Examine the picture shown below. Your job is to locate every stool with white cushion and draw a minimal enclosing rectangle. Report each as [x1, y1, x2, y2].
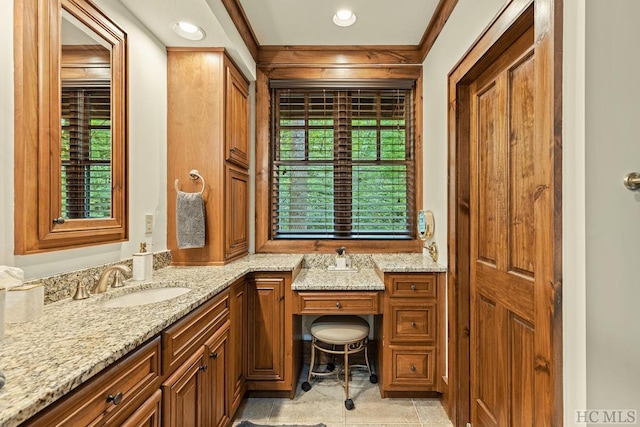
[301, 315, 378, 410]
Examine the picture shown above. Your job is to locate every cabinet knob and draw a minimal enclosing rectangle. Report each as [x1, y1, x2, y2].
[411, 322, 417, 328]
[230, 244, 236, 248]
[106, 392, 123, 405]
[410, 284, 416, 291]
[335, 302, 342, 309]
[410, 365, 416, 372]
[230, 147, 236, 153]
[199, 364, 208, 372]
[52, 217, 65, 225]
[210, 352, 218, 359]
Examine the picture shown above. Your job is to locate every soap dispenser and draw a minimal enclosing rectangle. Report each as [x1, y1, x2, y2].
[132, 242, 153, 281]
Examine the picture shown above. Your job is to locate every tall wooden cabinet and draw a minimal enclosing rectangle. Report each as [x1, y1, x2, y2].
[167, 48, 250, 265]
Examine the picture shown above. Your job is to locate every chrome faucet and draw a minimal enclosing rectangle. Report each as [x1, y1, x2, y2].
[93, 265, 131, 294]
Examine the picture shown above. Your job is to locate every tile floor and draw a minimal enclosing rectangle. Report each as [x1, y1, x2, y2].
[232, 366, 453, 427]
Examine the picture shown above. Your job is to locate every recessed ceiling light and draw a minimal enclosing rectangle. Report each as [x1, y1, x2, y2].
[333, 9, 357, 27]
[171, 21, 206, 41]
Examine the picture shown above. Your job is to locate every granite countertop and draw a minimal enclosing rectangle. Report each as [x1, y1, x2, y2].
[371, 253, 447, 272]
[0, 254, 304, 427]
[0, 252, 445, 426]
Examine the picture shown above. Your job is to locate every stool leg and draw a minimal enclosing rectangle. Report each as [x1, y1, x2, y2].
[364, 341, 378, 384]
[344, 344, 354, 410]
[302, 338, 316, 392]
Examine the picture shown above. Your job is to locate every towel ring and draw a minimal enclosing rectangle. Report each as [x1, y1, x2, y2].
[175, 169, 205, 194]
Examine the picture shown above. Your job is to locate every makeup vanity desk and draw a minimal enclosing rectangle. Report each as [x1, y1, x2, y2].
[290, 254, 447, 397]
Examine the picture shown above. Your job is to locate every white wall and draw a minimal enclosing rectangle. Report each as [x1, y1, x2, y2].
[0, 0, 168, 280]
[563, 0, 588, 423]
[422, 0, 507, 266]
[584, 0, 640, 416]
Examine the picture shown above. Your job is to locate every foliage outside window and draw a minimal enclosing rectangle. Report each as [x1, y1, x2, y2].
[271, 85, 415, 240]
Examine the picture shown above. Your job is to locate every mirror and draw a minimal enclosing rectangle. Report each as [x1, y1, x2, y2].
[14, 0, 128, 253]
[418, 210, 434, 241]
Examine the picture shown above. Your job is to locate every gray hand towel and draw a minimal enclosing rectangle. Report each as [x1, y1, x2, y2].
[176, 191, 205, 249]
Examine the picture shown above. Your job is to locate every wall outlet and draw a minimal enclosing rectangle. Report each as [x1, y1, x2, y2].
[144, 214, 154, 234]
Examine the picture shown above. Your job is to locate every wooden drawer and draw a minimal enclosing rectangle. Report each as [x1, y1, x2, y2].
[162, 290, 229, 375]
[387, 273, 437, 298]
[388, 345, 436, 388]
[26, 337, 161, 427]
[389, 299, 437, 343]
[296, 291, 380, 314]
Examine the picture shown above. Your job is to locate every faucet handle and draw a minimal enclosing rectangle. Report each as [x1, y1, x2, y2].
[72, 279, 90, 300]
[111, 271, 126, 288]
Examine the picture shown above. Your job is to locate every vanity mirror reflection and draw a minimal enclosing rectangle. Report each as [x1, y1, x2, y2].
[14, 0, 127, 253]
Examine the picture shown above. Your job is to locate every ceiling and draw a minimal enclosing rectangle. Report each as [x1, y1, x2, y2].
[118, 0, 441, 48]
[237, 0, 441, 46]
[116, 0, 447, 78]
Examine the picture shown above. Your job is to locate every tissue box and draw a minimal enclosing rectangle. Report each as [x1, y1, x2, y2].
[6, 282, 44, 323]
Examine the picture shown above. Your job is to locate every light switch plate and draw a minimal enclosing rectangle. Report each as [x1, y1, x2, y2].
[144, 214, 153, 234]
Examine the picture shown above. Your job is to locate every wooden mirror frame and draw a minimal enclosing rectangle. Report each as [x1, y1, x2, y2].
[14, 0, 128, 254]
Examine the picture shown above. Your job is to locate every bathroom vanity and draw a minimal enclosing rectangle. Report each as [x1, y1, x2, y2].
[0, 253, 445, 427]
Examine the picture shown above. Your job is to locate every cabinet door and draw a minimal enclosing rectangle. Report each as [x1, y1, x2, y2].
[204, 325, 230, 427]
[225, 165, 249, 261]
[247, 277, 284, 380]
[225, 62, 250, 168]
[229, 279, 247, 414]
[162, 349, 206, 427]
[120, 389, 161, 427]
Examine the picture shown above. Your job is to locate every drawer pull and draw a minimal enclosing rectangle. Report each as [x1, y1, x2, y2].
[410, 284, 417, 291]
[106, 392, 123, 406]
[410, 365, 416, 372]
[335, 302, 342, 309]
[199, 364, 208, 372]
[210, 352, 218, 359]
[411, 322, 417, 328]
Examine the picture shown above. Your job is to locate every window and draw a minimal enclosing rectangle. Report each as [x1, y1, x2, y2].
[61, 86, 112, 219]
[270, 83, 415, 240]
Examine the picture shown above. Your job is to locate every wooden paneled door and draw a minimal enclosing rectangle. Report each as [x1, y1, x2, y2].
[448, 1, 562, 426]
[470, 23, 537, 426]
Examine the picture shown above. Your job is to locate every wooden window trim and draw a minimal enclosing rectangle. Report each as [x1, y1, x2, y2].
[255, 66, 423, 253]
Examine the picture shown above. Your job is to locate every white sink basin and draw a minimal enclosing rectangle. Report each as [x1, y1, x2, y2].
[98, 286, 192, 308]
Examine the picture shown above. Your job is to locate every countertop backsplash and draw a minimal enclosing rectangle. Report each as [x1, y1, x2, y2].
[26, 250, 172, 305]
[302, 253, 375, 269]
